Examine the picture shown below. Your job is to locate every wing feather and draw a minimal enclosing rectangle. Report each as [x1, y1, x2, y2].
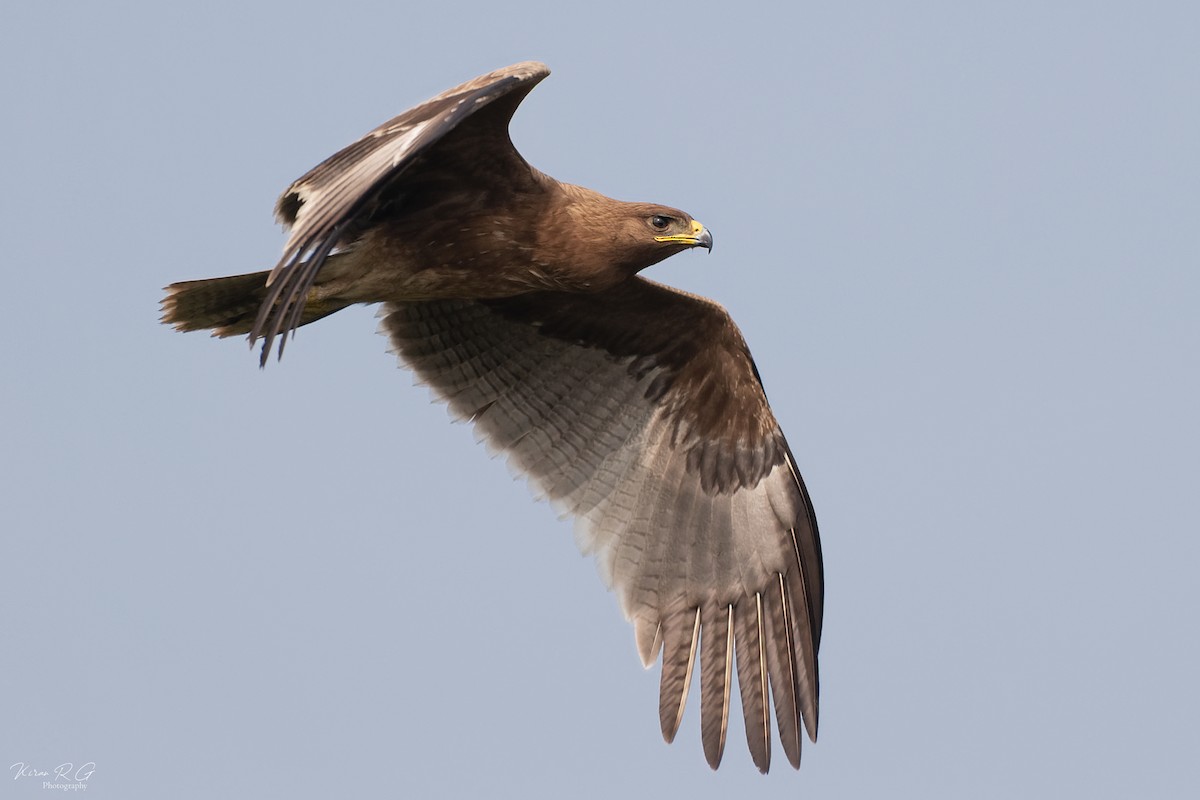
[252, 62, 550, 363]
[763, 573, 803, 768]
[699, 604, 734, 769]
[658, 607, 701, 743]
[734, 594, 771, 773]
[379, 277, 822, 771]
[784, 557, 820, 744]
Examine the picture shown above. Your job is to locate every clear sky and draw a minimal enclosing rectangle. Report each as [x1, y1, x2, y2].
[3, 2, 1198, 797]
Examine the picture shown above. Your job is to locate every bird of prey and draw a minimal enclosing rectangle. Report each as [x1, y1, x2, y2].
[162, 61, 823, 773]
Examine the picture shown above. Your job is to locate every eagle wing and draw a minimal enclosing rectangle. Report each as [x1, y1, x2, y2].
[380, 277, 822, 772]
[253, 61, 550, 362]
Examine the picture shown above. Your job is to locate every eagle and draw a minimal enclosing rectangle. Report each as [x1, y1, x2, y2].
[162, 62, 823, 773]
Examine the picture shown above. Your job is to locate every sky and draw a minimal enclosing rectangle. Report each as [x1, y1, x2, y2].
[3, 2, 1199, 797]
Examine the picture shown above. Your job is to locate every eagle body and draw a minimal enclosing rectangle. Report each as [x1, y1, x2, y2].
[321, 180, 698, 306]
[162, 62, 823, 774]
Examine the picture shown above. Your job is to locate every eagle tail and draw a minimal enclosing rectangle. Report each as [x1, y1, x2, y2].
[161, 270, 348, 338]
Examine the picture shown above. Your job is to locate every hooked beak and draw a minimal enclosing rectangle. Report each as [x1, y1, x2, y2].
[655, 219, 713, 252]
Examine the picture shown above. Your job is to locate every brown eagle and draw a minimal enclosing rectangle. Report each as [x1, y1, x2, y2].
[162, 61, 822, 773]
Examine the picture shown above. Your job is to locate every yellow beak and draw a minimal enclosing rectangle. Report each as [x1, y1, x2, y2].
[655, 219, 713, 251]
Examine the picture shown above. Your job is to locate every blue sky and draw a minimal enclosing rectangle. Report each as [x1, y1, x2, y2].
[3, 2, 1198, 797]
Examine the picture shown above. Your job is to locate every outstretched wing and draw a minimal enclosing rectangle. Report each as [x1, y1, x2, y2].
[380, 278, 823, 772]
[253, 61, 550, 363]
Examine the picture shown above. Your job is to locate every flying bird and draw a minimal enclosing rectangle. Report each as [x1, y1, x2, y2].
[162, 61, 822, 773]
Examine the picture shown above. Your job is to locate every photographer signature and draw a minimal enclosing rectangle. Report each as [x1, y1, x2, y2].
[9, 762, 95, 782]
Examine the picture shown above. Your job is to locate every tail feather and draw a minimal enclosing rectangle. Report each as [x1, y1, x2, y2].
[161, 269, 348, 340]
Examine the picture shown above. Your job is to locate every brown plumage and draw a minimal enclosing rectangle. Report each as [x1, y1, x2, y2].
[161, 62, 823, 773]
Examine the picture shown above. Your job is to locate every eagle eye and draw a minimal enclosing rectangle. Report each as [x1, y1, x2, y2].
[649, 215, 672, 230]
